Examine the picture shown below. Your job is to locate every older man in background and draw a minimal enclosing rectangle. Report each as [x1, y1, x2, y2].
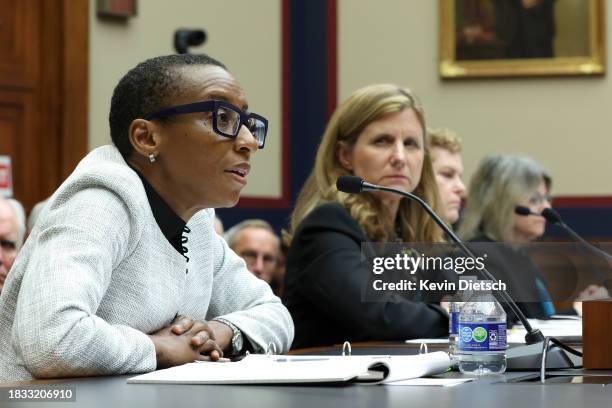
[0, 197, 25, 291]
[225, 219, 280, 285]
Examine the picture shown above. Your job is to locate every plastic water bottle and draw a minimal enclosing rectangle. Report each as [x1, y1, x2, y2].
[448, 301, 462, 358]
[457, 283, 507, 375]
[449, 276, 476, 358]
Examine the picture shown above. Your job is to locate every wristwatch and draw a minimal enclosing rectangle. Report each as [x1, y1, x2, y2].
[214, 318, 243, 355]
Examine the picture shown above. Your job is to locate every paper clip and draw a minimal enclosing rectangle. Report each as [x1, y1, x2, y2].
[342, 341, 352, 356]
[419, 342, 429, 355]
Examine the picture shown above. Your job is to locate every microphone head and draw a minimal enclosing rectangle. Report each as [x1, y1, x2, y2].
[514, 206, 533, 216]
[541, 207, 562, 224]
[336, 176, 364, 194]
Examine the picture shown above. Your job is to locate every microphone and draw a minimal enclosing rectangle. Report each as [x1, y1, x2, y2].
[541, 208, 562, 225]
[515, 206, 535, 216]
[336, 175, 545, 344]
[336, 175, 366, 194]
[336, 176, 380, 194]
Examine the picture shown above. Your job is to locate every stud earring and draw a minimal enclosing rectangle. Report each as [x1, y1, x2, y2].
[148, 153, 157, 163]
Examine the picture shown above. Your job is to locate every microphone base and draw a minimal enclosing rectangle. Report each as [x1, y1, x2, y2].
[506, 343, 578, 371]
[524, 329, 546, 344]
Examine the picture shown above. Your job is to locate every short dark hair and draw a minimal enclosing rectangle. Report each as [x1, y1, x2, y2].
[109, 53, 226, 158]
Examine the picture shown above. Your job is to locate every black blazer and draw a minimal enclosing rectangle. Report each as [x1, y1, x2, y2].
[468, 234, 549, 321]
[282, 203, 449, 349]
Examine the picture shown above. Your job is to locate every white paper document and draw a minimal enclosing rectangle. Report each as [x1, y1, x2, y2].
[405, 338, 449, 344]
[127, 352, 451, 385]
[508, 318, 582, 344]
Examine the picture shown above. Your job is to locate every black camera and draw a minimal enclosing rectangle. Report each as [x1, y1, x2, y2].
[174, 29, 207, 54]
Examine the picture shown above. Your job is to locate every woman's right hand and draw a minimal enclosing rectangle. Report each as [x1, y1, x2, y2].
[148, 315, 225, 369]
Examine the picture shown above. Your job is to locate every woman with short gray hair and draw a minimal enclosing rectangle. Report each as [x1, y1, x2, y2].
[459, 154, 548, 243]
[459, 154, 554, 321]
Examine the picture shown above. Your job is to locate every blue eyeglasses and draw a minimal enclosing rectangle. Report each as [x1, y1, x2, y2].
[144, 100, 268, 149]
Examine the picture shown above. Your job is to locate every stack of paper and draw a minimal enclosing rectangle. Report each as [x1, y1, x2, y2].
[508, 317, 582, 343]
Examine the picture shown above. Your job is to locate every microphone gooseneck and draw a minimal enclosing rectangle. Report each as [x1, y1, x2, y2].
[336, 176, 544, 344]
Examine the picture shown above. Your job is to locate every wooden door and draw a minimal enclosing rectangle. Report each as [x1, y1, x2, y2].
[0, 0, 88, 211]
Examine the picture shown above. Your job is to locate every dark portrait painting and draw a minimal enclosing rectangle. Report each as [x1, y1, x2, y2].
[440, 0, 605, 77]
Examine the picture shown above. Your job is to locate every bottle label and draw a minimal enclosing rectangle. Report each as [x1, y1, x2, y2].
[458, 322, 507, 352]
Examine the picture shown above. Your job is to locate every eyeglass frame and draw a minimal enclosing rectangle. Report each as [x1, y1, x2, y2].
[143, 100, 268, 149]
[527, 192, 553, 206]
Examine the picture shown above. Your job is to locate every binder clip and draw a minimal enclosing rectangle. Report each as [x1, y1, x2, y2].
[419, 342, 429, 355]
[342, 341, 352, 356]
[266, 342, 277, 356]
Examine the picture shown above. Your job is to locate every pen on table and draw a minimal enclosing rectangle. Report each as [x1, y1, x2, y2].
[274, 357, 330, 362]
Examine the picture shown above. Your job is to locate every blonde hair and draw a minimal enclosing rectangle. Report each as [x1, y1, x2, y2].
[287, 84, 444, 243]
[458, 154, 546, 242]
[428, 127, 462, 154]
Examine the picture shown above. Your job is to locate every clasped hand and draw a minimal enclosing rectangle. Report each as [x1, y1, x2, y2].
[148, 315, 232, 369]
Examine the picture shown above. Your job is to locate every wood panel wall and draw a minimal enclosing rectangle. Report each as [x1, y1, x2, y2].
[0, 0, 88, 212]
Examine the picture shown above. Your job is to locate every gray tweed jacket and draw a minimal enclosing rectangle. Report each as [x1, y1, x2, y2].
[0, 145, 294, 381]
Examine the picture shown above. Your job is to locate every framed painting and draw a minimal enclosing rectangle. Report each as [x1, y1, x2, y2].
[439, 0, 606, 78]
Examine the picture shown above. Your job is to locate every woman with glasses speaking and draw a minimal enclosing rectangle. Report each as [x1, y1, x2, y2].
[0, 54, 293, 381]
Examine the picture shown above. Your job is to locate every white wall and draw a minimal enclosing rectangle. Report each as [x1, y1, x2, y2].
[339, 0, 611, 196]
[89, 0, 282, 198]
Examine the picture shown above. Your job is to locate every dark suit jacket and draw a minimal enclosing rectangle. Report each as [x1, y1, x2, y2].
[282, 203, 449, 349]
[468, 234, 549, 321]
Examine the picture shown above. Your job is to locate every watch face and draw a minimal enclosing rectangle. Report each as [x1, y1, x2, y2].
[218, 318, 243, 354]
[232, 331, 243, 353]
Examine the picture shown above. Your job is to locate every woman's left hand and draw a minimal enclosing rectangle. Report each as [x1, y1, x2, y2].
[171, 315, 233, 357]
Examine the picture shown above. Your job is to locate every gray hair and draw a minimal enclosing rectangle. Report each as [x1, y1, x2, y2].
[458, 154, 546, 242]
[5, 198, 26, 251]
[224, 219, 278, 249]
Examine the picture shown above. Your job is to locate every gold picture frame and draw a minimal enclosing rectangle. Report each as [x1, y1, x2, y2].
[439, 0, 606, 78]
